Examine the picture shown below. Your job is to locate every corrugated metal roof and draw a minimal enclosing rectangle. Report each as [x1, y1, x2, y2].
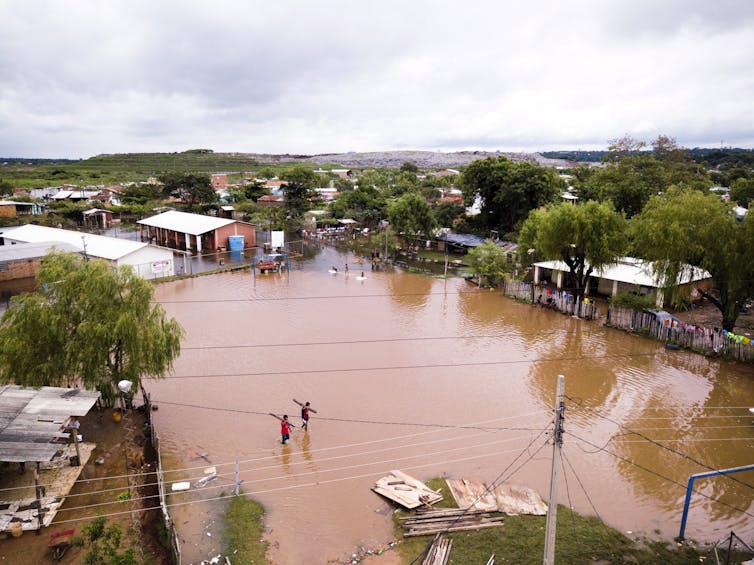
[0, 241, 79, 261]
[442, 233, 487, 248]
[0, 385, 100, 462]
[1, 224, 149, 261]
[137, 210, 237, 235]
[533, 257, 711, 288]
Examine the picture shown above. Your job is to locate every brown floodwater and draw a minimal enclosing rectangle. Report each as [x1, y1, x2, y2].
[147, 245, 754, 564]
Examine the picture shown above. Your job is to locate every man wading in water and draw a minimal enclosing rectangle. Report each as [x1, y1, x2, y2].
[281, 415, 291, 444]
[301, 401, 311, 430]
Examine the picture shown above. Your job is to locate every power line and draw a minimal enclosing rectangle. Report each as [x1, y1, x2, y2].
[0, 411, 547, 496]
[48, 441, 542, 527]
[55, 433, 537, 516]
[160, 352, 659, 380]
[179, 331, 570, 350]
[565, 430, 754, 520]
[566, 396, 754, 494]
[410, 426, 552, 565]
[151, 398, 548, 431]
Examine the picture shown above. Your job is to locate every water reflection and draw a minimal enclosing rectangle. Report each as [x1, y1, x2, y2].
[150, 260, 754, 563]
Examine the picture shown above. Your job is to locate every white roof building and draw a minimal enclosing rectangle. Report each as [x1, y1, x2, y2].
[0, 225, 175, 278]
[137, 210, 235, 235]
[532, 256, 711, 307]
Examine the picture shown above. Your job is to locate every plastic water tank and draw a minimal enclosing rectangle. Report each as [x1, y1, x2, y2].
[228, 235, 244, 251]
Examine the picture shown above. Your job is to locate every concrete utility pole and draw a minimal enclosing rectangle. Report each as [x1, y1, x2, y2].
[543, 375, 565, 565]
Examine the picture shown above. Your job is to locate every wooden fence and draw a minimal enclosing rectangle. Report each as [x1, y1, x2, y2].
[606, 306, 754, 363]
[502, 279, 600, 320]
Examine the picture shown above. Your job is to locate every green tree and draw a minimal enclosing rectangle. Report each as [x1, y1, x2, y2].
[467, 240, 510, 287]
[577, 134, 711, 217]
[281, 167, 318, 218]
[120, 183, 162, 205]
[731, 177, 754, 208]
[329, 185, 386, 226]
[400, 161, 419, 173]
[243, 179, 269, 202]
[158, 172, 217, 210]
[519, 201, 627, 298]
[460, 156, 562, 234]
[434, 200, 466, 228]
[82, 516, 139, 565]
[0, 252, 184, 405]
[631, 188, 754, 330]
[0, 179, 13, 197]
[387, 192, 436, 243]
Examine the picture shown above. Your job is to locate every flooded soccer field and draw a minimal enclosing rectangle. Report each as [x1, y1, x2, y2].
[147, 245, 754, 564]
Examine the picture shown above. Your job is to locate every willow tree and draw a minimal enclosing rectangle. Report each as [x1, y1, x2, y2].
[631, 187, 754, 330]
[0, 252, 184, 405]
[519, 201, 627, 298]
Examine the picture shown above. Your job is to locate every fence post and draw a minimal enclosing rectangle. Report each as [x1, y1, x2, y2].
[235, 460, 240, 496]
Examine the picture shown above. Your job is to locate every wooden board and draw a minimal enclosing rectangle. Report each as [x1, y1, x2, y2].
[446, 478, 498, 511]
[373, 470, 443, 509]
[493, 484, 547, 516]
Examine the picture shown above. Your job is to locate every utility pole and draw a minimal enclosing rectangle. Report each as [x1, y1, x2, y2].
[543, 375, 565, 565]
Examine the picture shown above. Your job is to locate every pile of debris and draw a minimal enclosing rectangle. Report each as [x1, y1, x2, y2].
[400, 507, 504, 537]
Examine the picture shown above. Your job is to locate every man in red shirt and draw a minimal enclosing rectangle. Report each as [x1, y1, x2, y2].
[281, 415, 291, 444]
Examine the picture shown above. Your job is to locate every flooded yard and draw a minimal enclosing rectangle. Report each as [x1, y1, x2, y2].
[147, 244, 754, 564]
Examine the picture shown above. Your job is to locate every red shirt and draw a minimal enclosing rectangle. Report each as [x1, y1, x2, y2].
[281, 420, 291, 434]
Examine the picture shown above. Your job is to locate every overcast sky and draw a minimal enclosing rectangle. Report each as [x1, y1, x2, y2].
[1, 0, 753, 158]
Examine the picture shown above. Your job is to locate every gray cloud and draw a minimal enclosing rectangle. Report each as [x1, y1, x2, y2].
[1, 0, 753, 157]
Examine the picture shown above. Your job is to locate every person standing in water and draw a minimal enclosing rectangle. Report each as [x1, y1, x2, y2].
[301, 401, 311, 430]
[281, 415, 291, 444]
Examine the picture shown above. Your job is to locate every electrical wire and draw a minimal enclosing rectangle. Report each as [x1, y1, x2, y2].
[409, 424, 552, 565]
[565, 430, 754, 520]
[160, 352, 659, 380]
[49, 441, 545, 526]
[566, 396, 754, 494]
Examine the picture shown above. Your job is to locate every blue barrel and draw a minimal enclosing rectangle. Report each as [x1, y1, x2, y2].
[228, 235, 244, 251]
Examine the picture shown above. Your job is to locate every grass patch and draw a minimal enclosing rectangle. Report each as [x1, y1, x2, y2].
[393, 479, 707, 564]
[225, 494, 268, 564]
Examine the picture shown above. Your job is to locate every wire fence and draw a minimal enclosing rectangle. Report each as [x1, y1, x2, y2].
[144, 391, 182, 565]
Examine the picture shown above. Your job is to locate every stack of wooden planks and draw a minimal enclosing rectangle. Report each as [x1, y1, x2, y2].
[400, 507, 504, 537]
[421, 534, 452, 565]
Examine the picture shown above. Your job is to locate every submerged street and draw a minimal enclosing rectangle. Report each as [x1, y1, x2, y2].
[148, 245, 754, 564]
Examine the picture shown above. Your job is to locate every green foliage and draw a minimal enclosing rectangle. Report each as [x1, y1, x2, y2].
[631, 187, 754, 330]
[731, 177, 754, 208]
[460, 156, 562, 234]
[120, 183, 162, 204]
[281, 167, 319, 218]
[0, 252, 184, 404]
[116, 491, 131, 503]
[387, 192, 436, 240]
[433, 200, 465, 229]
[609, 290, 656, 310]
[575, 135, 712, 217]
[242, 179, 269, 202]
[400, 161, 419, 173]
[395, 484, 705, 565]
[467, 240, 510, 287]
[158, 172, 217, 209]
[0, 179, 13, 196]
[520, 201, 627, 297]
[82, 517, 139, 565]
[225, 495, 268, 565]
[329, 185, 386, 226]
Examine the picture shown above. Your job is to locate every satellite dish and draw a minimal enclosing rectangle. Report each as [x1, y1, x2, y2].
[118, 380, 133, 394]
